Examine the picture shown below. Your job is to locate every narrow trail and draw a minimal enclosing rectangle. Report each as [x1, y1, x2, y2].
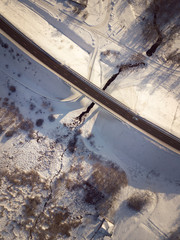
[88, 36, 99, 82]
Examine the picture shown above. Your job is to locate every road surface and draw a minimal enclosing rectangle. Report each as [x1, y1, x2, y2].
[0, 15, 180, 153]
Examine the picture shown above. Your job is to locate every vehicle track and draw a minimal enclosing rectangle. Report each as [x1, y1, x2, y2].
[19, 0, 180, 76]
[1, 15, 180, 153]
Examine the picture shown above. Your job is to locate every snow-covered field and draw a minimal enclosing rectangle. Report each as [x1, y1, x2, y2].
[0, 0, 180, 239]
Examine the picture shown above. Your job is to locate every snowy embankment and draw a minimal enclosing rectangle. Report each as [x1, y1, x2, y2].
[0, 0, 180, 239]
[0, 0, 91, 78]
[1, 32, 180, 240]
[0, 0, 180, 138]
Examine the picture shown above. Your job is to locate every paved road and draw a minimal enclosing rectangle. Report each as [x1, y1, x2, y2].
[0, 15, 180, 153]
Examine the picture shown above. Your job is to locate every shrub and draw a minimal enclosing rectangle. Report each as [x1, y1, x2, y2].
[127, 192, 152, 212]
[91, 162, 128, 195]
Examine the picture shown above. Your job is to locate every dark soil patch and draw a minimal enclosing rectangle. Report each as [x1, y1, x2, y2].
[36, 119, 44, 127]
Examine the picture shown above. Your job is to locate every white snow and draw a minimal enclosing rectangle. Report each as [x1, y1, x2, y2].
[0, 0, 180, 239]
[1, 0, 180, 137]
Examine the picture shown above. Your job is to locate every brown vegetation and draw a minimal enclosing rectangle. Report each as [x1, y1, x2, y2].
[0, 168, 48, 190]
[127, 192, 152, 212]
[143, 0, 180, 59]
[30, 205, 81, 239]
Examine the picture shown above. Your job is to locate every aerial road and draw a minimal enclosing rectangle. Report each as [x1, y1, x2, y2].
[0, 15, 180, 153]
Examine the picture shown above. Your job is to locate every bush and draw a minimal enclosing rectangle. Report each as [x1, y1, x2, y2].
[127, 192, 152, 212]
[91, 162, 128, 196]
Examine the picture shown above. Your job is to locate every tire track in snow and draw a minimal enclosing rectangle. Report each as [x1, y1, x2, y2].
[145, 218, 169, 239]
[87, 36, 99, 82]
[32, 0, 180, 76]
[139, 193, 168, 239]
[1, 15, 180, 153]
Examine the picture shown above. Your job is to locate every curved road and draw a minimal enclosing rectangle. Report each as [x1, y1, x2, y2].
[0, 15, 180, 153]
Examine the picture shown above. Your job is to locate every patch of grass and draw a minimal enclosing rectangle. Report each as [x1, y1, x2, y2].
[127, 192, 152, 212]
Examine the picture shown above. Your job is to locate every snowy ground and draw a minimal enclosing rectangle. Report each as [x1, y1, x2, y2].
[0, 0, 180, 239]
[0, 0, 180, 137]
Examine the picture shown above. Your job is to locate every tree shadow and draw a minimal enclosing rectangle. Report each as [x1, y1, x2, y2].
[84, 108, 180, 194]
[18, 0, 93, 53]
[114, 0, 180, 58]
